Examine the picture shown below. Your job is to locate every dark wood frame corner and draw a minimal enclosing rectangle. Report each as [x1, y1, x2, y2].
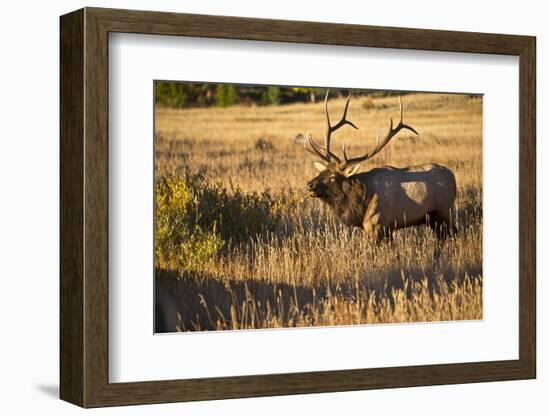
[60, 7, 536, 408]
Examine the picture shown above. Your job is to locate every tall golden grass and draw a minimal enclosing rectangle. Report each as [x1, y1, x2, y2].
[154, 92, 482, 331]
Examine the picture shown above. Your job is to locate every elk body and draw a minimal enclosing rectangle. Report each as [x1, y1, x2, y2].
[305, 91, 457, 241]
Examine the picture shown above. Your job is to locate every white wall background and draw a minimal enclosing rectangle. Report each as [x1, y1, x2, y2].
[0, 0, 545, 414]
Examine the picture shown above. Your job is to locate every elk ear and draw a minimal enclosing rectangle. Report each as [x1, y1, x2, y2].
[345, 163, 361, 177]
[313, 162, 327, 172]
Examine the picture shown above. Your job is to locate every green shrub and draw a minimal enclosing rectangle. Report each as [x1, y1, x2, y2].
[215, 85, 237, 108]
[261, 86, 281, 105]
[155, 173, 279, 270]
[155, 81, 186, 108]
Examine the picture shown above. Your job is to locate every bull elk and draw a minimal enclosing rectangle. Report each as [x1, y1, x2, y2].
[305, 90, 457, 241]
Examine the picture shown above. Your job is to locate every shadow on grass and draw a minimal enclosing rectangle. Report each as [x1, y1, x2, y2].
[156, 268, 329, 332]
[155, 261, 481, 333]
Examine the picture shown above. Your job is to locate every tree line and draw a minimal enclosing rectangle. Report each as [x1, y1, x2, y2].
[154, 82, 383, 108]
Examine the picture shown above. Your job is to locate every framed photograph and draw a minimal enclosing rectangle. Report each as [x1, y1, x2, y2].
[60, 7, 536, 408]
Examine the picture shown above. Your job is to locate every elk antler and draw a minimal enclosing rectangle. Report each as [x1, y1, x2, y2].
[304, 90, 358, 164]
[341, 96, 419, 168]
[324, 90, 358, 159]
[305, 132, 335, 163]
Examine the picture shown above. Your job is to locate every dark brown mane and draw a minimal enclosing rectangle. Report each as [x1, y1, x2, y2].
[320, 175, 369, 228]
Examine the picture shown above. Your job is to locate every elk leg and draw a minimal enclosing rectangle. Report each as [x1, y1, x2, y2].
[363, 222, 386, 244]
[362, 208, 387, 244]
[428, 214, 446, 239]
[428, 211, 456, 240]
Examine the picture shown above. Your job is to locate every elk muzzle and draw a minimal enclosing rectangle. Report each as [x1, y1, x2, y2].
[307, 178, 324, 198]
[307, 175, 334, 199]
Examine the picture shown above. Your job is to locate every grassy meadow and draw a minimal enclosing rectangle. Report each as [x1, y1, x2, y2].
[154, 90, 483, 332]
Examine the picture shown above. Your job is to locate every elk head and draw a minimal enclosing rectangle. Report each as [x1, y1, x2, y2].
[305, 90, 418, 201]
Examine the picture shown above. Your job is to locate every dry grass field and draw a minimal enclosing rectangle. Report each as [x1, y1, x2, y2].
[154, 91, 483, 332]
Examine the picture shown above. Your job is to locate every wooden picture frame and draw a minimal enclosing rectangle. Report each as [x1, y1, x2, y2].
[60, 7, 536, 408]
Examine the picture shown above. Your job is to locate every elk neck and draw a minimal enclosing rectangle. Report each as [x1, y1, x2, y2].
[326, 175, 369, 228]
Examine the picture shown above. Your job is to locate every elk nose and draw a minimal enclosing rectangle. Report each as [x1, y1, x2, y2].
[307, 181, 314, 191]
